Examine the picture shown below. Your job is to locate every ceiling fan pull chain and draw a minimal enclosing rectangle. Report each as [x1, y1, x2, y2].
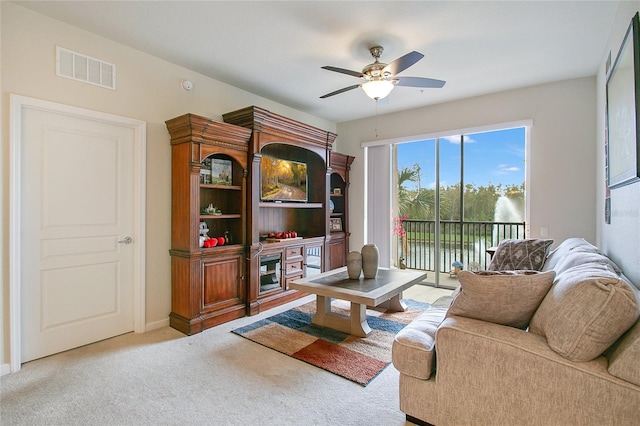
[375, 101, 379, 139]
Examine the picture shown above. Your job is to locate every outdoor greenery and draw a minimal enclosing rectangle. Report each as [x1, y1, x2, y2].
[397, 164, 525, 222]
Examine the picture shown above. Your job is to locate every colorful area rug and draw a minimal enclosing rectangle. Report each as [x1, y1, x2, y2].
[232, 299, 429, 386]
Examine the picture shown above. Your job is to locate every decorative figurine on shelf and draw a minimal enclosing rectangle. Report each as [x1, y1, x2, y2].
[201, 204, 222, 215]
[199, 221, 210, 248]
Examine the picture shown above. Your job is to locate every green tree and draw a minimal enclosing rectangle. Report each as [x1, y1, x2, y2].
[397, 170, 525, 223]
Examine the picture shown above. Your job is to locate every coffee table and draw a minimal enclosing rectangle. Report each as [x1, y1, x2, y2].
[289, 267, 427, 337]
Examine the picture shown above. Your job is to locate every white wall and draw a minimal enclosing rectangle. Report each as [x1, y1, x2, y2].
[596, 2, 640, 287]
[338, 77, 598, 264]
[0, 2, 336, 369]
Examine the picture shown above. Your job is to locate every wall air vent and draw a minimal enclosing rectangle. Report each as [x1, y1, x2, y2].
[56, 46, 116, 90]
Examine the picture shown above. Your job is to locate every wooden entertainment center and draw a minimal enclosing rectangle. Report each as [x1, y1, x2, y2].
[166, 106, 354, 334]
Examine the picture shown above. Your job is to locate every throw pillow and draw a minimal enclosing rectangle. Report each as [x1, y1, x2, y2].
[488, 238, 554, 271]
[529, 265, 640, 362]
[446, 270, 556, 329]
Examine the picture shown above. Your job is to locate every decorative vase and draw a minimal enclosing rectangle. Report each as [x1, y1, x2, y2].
[361, 244, 379, 279]
[346, 251, 362, 279]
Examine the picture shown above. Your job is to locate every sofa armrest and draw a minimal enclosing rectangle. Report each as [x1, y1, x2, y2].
[427, 315, 639, 425]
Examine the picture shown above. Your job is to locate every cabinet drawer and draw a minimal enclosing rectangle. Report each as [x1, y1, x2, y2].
[285, 246, 303, 260]
[285, 260, 303, 276]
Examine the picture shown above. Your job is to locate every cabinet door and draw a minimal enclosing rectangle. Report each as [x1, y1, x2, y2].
[259, 251, 283, 294]
[202, 253, 244, 312]
[329, 236, 346, 270]
[305, 244, 323, 276]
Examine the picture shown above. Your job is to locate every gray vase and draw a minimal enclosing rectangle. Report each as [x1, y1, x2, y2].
[346, 251, 362, 279]
[361, 244, 379, 278]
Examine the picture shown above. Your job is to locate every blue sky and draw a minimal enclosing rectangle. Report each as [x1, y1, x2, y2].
[397, 127, 526, 190]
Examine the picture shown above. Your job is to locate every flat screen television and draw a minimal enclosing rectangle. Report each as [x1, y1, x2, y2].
[260, 156, 308, 202]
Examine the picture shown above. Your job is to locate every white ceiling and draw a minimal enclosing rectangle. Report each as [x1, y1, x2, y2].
[14, 1, 620, 123]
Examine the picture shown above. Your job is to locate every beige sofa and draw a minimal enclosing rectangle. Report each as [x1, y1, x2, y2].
[392, 238, 640, 426]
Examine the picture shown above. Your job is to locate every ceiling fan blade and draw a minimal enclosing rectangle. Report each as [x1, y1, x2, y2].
[395, 76, 446, 88]
[320, 84, 361, 99]
[321, 66, 365, 78]
[384, 51, 424, 75]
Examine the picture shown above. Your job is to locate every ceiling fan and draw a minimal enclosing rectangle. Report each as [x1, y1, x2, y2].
[320, 46, 446, 101]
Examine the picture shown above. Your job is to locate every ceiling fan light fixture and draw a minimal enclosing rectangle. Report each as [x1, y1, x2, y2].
[362, 79, 394, 100]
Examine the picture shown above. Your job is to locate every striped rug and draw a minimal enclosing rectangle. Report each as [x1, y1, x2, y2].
[231, 299, 429, 386]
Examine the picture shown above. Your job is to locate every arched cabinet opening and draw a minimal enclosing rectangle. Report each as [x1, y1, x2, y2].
[257, 143, 327, 240]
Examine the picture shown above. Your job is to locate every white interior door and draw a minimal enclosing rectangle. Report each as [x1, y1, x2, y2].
[20, 105, 138, 363]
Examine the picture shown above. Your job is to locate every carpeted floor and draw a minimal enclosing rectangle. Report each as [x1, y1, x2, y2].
[232, 299, 429, 386]
[1, 287, 453, 425]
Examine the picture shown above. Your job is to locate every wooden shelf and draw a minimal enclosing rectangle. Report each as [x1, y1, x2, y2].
[200, 184, 242, 191]
[200, 214, 242, 219]
[201, 243, 243, 251]
[259, 202, 323, 208]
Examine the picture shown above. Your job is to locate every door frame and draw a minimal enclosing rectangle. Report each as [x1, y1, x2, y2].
[9, 94, 147, 373]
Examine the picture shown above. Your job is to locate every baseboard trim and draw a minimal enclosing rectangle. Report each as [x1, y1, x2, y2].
[1, 363, 11, 376]
[406, 414, 434, 426]
[145, 317, 170, 331]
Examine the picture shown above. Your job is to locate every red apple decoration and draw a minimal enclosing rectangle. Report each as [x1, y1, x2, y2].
[217, 236, 225, 246]
[209, 238, 218, 247]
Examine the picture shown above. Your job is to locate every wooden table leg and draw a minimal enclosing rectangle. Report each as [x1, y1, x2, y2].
[375, 293, 407, 312]
[314, 295, 332, 324]
[312, 296, 372, 337]
[350, 302, 371, 337]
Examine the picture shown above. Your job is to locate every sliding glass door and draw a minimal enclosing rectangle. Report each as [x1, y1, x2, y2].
[392, 127, 526, 287]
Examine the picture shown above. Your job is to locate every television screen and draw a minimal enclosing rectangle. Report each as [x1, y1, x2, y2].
[261, 156, 308, 202]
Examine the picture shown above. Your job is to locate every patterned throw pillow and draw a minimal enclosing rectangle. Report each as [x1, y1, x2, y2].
[488, 238, 554, 271]
[446, 270, 556, 329]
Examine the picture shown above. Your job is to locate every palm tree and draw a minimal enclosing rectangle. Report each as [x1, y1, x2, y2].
[397, 164, 435, 219]
[397, 165, 418, 216]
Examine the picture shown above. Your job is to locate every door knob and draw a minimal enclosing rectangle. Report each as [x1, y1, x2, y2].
[118, 237, 133, 244]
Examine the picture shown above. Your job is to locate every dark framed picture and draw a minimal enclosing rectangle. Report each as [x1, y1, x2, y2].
[606, 12, 640, 189]
[329, 218, 342, 231]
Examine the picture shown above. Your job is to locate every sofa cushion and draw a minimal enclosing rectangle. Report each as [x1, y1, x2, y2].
[543, 237, 621, 276]
[607, 320, 640, 386]
[542, 237, 599, 272]
[488, 238, 554, 271]
[529, 265, 640, 362]
[392, 305, 449, 380]
[446, 270, 555, 329]
[552, 251, 622, 276]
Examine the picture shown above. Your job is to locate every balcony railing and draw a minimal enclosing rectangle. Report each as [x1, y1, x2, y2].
[397, 219, 526, 273]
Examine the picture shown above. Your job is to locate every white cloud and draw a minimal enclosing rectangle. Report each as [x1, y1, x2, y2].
[496, 164, 520, 174]
[442, 135, 476, 145]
